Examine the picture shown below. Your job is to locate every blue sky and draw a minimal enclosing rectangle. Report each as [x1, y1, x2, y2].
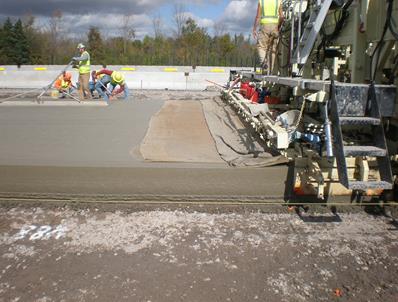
[0, 0, 257, 39]
[174, 1, 228, 20]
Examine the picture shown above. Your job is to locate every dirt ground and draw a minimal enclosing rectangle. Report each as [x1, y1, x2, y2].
[0, 204, 397, 302]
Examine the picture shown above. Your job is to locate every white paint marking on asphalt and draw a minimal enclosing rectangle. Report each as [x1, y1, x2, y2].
[14, 225, 37, 240]
[14, 225, 67, 241]
[29, 226, 52, 240]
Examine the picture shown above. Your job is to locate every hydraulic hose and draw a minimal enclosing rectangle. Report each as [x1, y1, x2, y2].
[370, 0, 394, 82]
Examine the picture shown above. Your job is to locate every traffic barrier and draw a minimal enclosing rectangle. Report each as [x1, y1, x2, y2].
[0, 65, 245, 90]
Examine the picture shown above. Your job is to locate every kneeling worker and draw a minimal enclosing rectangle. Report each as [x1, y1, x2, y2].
[95, 68, 129, 102]
[89, 70, 107, 98]
[89, 64, 108, 97]
[54, 71, 73, 98]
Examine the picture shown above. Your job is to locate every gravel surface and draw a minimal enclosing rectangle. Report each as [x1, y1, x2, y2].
[0, 205, 397, 302]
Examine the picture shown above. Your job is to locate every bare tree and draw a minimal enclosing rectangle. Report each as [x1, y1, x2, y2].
[213, 20, 226, 37]
[152, 14, 163, 39]
[173, 3, 187, 38]
[48, 10, 63, 64]
[120, 14, 136, 55]
[22, 13, 35, 30]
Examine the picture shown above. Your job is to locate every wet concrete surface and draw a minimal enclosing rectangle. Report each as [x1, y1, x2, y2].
[0, 99, 163, 167]
[0, 205, 397, 302]
[0, 91, 289, 199]
[0, 165, 288, 199]
[0, 91, 229, 168]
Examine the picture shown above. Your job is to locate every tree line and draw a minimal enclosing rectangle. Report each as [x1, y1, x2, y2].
[0, 12, 258, 67]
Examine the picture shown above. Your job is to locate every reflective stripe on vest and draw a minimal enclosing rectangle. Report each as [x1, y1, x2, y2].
[61, 79, 69, 89]
[78, 51, 91, 74]
[260, 0, 279, 24]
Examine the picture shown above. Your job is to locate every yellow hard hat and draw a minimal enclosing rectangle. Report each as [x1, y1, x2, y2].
[112, 71, 124, 84]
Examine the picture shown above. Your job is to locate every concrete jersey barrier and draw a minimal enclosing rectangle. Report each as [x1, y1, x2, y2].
[0, 65, 254, 90]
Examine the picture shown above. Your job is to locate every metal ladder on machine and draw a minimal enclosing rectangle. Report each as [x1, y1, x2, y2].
[291, 0, 334, 65]
[330, 82, 393, 191]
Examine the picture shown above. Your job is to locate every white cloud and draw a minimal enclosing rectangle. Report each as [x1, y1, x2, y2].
[182, 12, 215, 30]
[1, 0, 168, 16]
[0, 0, 258, 39]
[223, 0, 253, 21]
[32, 13, 153, 39]
[221, 0, 257, 33]
[197, 18, 215, 28]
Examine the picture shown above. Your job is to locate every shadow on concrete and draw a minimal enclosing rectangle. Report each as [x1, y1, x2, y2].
[283, 161, 296, 202]
[387, 219, 398, 231]
[296, 212, 342, 223]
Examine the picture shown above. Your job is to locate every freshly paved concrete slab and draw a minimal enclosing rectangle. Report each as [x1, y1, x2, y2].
[0, 91, 289, 199]
[0, 165, 288, 199]
[0, 99, 107, 107]
[0, 100, 161, 167]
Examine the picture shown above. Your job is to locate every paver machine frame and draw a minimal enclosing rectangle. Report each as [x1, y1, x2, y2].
[223, 0, 398, 203]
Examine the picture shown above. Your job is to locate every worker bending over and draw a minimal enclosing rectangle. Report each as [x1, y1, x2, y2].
[89, 69, 107, 98]
[252, 0, 283, 74]
[72, 43, 91, 100]
[89, 64, 107, 97]
[54, 71, 73, 98]
[95, 69, 129, 102]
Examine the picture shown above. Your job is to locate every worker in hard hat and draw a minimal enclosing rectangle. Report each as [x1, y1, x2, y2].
[54, 71, 73, 98]
[95, 68, 129, 102]
[252, 0, 283, 75]
[89, 64, 107, 98]
[72, 43, 91, 100]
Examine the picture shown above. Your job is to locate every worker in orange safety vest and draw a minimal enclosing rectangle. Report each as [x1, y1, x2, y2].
[54, 71, 74, 98]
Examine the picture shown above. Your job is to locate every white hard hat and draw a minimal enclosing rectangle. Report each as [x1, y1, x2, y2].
[77, 43, 85, 49]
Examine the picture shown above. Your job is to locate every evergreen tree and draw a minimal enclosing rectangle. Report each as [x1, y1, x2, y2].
[0, 24, 4, 63]
[1, 18, 14, 64]
[87, 26, 105, 64]
[22, 15, 44, 64]
[13, 19, 30, 65]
